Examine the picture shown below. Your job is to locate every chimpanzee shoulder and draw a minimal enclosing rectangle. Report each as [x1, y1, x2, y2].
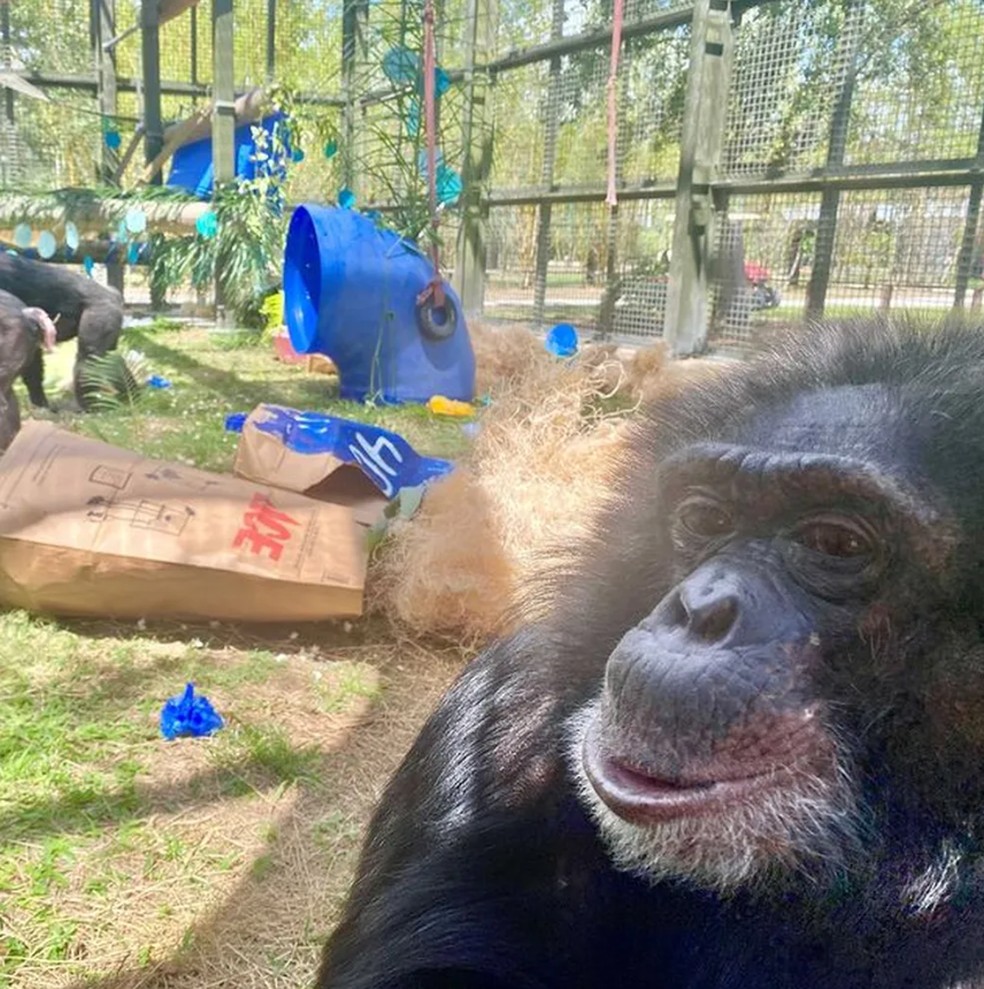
[319, 317, 984, 989]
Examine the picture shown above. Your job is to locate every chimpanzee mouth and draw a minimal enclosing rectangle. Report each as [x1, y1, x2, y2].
[581, 733, 784, 826]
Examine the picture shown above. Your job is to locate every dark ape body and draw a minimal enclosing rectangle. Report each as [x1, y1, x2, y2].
[0, 253, 123, 409]
[319, 320, 984, 989]
[0, 289, 56, 449]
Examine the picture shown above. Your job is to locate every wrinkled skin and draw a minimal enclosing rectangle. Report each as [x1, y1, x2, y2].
[0, 253, 123, 410]
[317, 319, 984, 989]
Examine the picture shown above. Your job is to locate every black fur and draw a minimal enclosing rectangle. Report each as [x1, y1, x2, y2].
[0, 289, 50, 449]
[0, 253, 123, 409]
[318, 317, 984, 989]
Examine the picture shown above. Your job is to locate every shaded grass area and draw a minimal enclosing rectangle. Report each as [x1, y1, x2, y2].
[18, 321, 470, 474]
[2, 321, 471, 987]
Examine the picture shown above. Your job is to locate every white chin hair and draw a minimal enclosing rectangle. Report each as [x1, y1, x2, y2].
[565, 700, 862, 894]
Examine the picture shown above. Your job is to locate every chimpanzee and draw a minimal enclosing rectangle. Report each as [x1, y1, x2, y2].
[0, 289, 56, 449]
[0, 252, 123, 410]
[317, 317, 984, 989]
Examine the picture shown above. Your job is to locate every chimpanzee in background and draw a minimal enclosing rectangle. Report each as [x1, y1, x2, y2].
[318, 316, 984, 989]
[0, 289, 56, 450]
[0, 252, 123, 410]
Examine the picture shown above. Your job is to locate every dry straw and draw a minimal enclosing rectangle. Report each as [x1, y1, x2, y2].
[368, 321, 728, 644]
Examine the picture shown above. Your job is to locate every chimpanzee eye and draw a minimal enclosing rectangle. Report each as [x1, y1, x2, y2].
[677, 496, 734, 540]
[792, 518, 872, 559]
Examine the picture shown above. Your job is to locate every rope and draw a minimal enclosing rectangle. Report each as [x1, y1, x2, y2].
[605, 0, 625, 209]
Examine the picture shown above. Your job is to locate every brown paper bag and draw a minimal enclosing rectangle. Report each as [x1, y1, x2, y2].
[0, 421, 370, 622]
[232, 405, 390, 526]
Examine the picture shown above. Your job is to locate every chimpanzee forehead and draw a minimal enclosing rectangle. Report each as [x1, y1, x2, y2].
[732, 382, 917, 466]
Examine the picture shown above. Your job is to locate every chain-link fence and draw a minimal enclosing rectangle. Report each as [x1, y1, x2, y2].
[1, 0, 982, 349]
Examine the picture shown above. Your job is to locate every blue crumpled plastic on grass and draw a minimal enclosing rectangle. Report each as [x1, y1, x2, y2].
[160, 683, 224, 740]
[230, 406, 454, 499]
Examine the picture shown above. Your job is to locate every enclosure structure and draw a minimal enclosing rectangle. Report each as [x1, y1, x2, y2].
[1, 0, 982, 353]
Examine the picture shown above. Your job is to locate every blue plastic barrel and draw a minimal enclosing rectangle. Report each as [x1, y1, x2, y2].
[283, 204, 475, 405]
[168, 112, 291, 200]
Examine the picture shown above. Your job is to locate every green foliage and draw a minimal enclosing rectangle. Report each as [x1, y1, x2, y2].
[145, 92, 296, 328]
[76, 350, 147, 413]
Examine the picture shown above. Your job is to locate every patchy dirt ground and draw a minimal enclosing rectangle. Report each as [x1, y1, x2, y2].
[0, 614, 466, 989]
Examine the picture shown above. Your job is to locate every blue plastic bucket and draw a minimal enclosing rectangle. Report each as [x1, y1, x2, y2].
[283, 204, 475, 404]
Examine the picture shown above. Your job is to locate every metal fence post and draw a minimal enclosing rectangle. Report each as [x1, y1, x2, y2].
[806, 0, 862, 318]
[532, 0, 566, 328]
[341, 0, 369, 195]
[453, 0, 496, 318]
[663, 0, 733, 356]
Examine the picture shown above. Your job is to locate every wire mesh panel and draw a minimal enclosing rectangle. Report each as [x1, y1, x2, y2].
[844, 0, 984, 166]
[724, 1, 855, 179]
[707, 192, 821, 348]
[608, 198, 677, 340]
[827, 187, 974, 313]
[484, 204, 541, 320]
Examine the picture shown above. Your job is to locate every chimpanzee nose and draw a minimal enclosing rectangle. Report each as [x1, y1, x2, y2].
[658, 572, 741, 644]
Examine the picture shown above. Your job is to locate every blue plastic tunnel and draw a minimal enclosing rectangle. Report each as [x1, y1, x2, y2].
[283, 205, 476, 405]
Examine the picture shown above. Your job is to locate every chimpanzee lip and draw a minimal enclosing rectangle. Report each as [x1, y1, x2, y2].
[582, 730, 785, 826]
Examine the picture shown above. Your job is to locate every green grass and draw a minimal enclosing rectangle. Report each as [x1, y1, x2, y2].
[0, 319, 461, 986]
[19, 319, 471, 473]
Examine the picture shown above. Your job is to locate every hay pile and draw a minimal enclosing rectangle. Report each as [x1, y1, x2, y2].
[369, 321, 727, 643]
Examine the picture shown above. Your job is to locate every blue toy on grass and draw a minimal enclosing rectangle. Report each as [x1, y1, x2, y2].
[283, 205, 475, 405]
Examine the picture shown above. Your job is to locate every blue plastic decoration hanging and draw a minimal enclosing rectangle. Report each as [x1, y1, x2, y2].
[127, 241, 141, 265]
[405, 98, 420, 138]
[434, 67, 451, 98]
[545, 323, 579, 358]
[435, 164, 462, 206]
[12, 224, 31, 249]
[252, 406, 454, 499]
[160, 682, 224, 740]
[105, 130, 122, 150]
[337, 187, 356, 209]
[83, 255, 95, 277]
[64, 221, 80, 254]
[196, 211, 218, 239]
[291, 147, 305, 163]
[125, 207, 147, 234]
[323, 139, 339, 159]
[382, 46, 420, 85]
[37, 230, 57, 260]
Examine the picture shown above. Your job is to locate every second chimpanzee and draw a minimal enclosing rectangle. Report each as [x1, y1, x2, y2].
[0, 252, 123, 410]
[317, 317, 984, 989]
[0, 289, 56, 449]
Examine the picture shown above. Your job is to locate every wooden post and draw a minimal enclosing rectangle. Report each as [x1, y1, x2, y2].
[140, 0, 164, 169]
[212, 0, 235, 186]
[452, 0, 496, 317]
[662, 0, 733, 356]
